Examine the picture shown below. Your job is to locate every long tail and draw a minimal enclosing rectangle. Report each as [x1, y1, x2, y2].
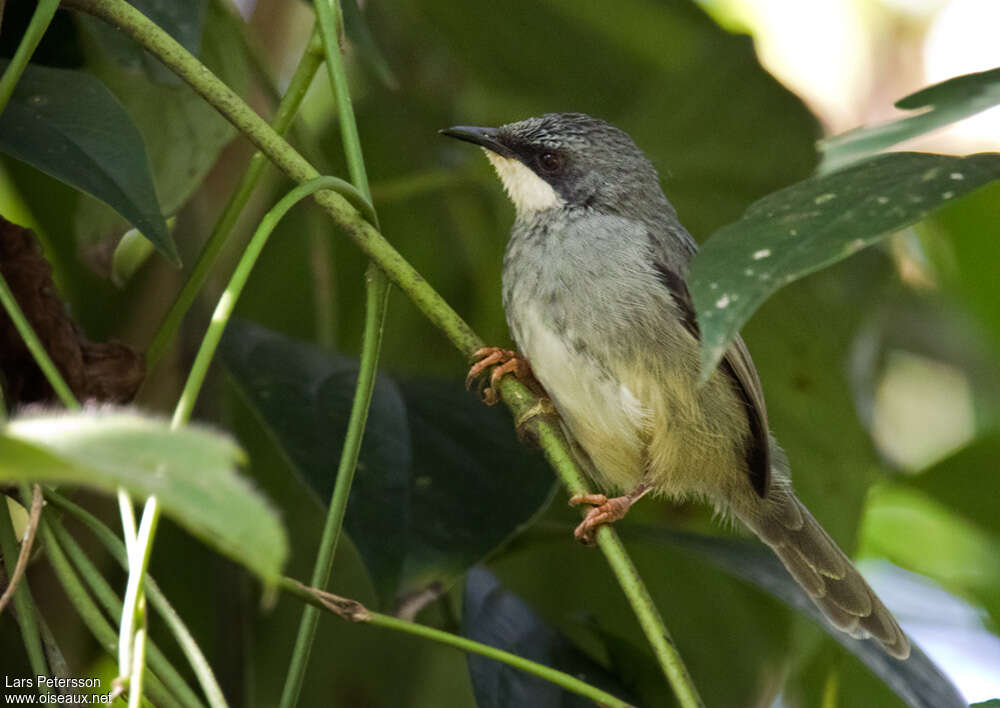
[736, 491, 910, 660]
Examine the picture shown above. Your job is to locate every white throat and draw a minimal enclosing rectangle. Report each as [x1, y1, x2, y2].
[484, 150, 563, 214]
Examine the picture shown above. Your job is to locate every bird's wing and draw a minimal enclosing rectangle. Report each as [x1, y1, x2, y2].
[719, 335, 771, 497]
[647, 227, 772, 497]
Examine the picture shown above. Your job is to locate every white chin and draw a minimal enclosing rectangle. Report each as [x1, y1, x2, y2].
[484, 151, 563, 213]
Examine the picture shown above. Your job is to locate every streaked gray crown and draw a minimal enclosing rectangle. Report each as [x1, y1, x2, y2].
[497, 112, 675, 217]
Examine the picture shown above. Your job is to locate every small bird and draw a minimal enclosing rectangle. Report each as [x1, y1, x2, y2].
[441, 112, 910, 660]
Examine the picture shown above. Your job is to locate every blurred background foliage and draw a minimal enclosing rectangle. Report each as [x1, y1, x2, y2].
[1, 0, 999, 706]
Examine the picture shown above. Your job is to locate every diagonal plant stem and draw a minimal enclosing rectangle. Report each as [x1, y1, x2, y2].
[45, 489, 227, 707]
[61, 1, 703, 704]
[145, 27, 326, 371]
[0, 488, 50, 690]
[0, 484, 42, 615]
[0, 0, 60, 116]
[47, 519, 206, 708]
[37, 517, 190, 708]
[279, 1, 390, 705]
[280, 578, 636, 708]
[0, 271, 79, 410]
[117, 175, 371, 708]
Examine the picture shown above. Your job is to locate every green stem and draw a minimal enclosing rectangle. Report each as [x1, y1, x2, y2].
[145, 28, 325, 370]
[0, 492, 50, 691]
[279, 578, 634, 708]
[63, 1, 703, 702]
[279, 3, 390, 706]
[38, 519, 187, 708]
[0, 270, 79, 409]
[119, 176, 367, 707]
[45, 490, 227, 708]
[508, 381, 705, 708]
[172, 175, 372, 428]
[64, 0, 482, 356]
[0, 0, 60, 116]
[49, 519, 207, 708]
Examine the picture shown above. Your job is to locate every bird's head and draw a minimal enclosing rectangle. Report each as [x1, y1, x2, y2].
[441, 112, 670, 218]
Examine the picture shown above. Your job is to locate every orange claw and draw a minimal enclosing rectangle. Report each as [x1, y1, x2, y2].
[568, 484, 652, 545]
[466, 347, 538, 405]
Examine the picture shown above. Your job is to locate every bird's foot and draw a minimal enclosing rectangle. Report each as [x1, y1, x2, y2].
[466, 347, 543, 405]
[568, 484, 651, 545]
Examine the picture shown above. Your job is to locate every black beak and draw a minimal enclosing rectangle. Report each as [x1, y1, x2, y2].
[439, 125, 513, 158]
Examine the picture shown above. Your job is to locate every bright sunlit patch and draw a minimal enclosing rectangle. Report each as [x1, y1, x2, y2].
[924, 0, 1000, 149]
[872, 350, 975, 470]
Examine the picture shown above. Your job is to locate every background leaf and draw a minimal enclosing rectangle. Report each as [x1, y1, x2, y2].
[462, 566, 636, 708]
[71, 0, 246, 257]
[902, 433, 1000, 540]
[1, 409, 287, 582]
[691, 152, 1000, 378]
[623, 526, 966, 708]
[0, 61, 174, 263]
[220, 319, 555, 607]
[820, 67, 1000, 173]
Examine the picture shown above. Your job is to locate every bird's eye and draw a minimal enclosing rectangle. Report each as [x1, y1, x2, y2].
[537, 152, 561, 173]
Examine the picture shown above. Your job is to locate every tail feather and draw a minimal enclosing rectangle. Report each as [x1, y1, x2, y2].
[741, 494, 910, 660]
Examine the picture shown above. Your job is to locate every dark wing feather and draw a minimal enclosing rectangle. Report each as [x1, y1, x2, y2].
[719, 335, 771, 497]
[650, 237, 771, 497]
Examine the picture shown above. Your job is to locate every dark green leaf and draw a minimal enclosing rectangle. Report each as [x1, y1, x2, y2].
[220, 320, 555, 607]
[625, 526, 966, 708]
[463, 566, 635, 708]
[342, 0, 397, 89]
[72, 0, 246, 254]
[130, 0, 207, 85]
[407, 0, 818, 240]
[971, 700, 1000, 707]
[691, 152, 1000, 378]
[1, 409, 287, 582]
[221, 319, 410, 604]
[397, 379, 555, 592]
[0, 62, 175, 263]
[903, 433, 1000, 540]
[820, 67, 1000, 173]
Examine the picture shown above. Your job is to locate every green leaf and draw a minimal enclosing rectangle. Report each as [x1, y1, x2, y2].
[220, 320, 555, 607]
[820, 67, 1000, 173]
[691, 152, 1000, 379]
[0, 409, 287, 582]
[127, 0, 206, 85]
[903, 433, 1000, 541]
[72, 0, 247, 256]
[463, 566, 635, 708]
[111, 225, 157, 288]
[0, 61, 175, 263]
[972, 700, 1000, 707]
[625, 526, 966, 708]
[341, 0, 397, 89]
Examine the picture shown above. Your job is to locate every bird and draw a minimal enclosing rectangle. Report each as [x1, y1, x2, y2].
[440, 112, 910, 660]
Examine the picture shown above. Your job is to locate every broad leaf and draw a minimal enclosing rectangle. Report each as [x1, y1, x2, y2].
[0, 62, 174, 263]
[463, 566, 635, 708]
[341, 0, 397, 89]
[72, 0, 246, 255]
[691, 152, 1000, 378]
[820, 67, 1000, 173]
[625, 526, 966, 708]
[1, 409, 287, 582]
[223, 319, 411, 603]
[220, 320, 555, 607]
[903, 433, 1000, 541]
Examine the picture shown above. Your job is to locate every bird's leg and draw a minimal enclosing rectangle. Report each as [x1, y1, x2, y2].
[569, 482, 653, 545]
[466, 347, 544, 405]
